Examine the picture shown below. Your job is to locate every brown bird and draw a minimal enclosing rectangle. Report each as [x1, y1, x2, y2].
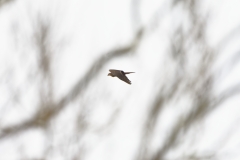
[108, 69, 135, 85]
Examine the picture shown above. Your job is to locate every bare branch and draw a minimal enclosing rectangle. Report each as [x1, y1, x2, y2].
[210, 83, 240, 112]
[136, 74, 183, 160]
[152, 95, 211, 160]
[0, 28, 144, 140]
[0, 0, 14, 8]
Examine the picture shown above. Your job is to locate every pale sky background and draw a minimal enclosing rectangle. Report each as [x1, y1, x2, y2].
[0, 0, 240, 160]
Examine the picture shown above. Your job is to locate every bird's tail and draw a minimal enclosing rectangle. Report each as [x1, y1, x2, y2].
[124, 72, 135, 74]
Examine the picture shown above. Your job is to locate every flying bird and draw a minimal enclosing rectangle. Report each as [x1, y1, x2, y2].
[108, 69, 135, 85]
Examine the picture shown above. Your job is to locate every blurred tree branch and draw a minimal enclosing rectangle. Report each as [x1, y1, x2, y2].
[136, 0, 240, 160]
[0, 27, 144, 140]
[1, 0, 240, 159]
[0, 0, 14, 8]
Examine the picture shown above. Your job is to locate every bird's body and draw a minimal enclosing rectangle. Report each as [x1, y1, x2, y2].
[108, 69, 135, 85]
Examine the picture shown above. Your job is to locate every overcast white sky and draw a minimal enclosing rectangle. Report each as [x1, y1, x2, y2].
[0, 0, 240, 160]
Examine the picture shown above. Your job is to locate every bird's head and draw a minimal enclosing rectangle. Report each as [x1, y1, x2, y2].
[108, 73, 114, 77]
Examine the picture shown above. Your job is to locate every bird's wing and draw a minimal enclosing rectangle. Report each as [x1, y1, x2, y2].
[109, 69, 132, 84]
[117, 72, 131, 84]
[109, 69, 120, 73]
[109, 69, 124, 76]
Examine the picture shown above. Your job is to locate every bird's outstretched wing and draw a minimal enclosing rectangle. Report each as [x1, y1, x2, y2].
[117, 73, 131, 84]
[109, 69, 132, 84]
[109, 69, 120, 74]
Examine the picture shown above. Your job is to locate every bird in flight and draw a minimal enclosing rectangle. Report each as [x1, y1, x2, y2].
[108, 69, 135, 85]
